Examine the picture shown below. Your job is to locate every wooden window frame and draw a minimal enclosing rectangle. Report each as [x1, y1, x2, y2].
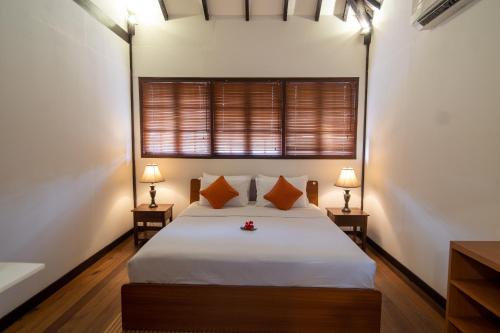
[139, 77, 359, 159]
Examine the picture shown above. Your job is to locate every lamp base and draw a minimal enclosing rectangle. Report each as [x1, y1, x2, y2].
[342, 189, 351, 213]
[149, 184, 158, 208]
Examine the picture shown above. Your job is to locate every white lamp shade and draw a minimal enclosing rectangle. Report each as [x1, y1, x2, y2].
[140, 164, 165, 184]
[335, 167, 360, 188]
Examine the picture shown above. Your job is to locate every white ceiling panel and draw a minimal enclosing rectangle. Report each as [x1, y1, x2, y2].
[209, 0, 245, 16]
[293, 0, 336, 17]
[165, 0, 203, 16]
[293, 0, 316, 16]
[129, 0, 165, 24]
[321, 0, 335, 16]
[251, 0, 283, 16]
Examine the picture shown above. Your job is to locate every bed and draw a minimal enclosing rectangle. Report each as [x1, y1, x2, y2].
[121, 179, 382, 332]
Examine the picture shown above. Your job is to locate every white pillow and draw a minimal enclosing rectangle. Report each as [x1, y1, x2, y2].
[256, 175, 309, 208]
[199, 173, 252, 207]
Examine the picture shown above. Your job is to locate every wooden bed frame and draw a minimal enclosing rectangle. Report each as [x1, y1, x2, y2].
[122, 179, 382, 332]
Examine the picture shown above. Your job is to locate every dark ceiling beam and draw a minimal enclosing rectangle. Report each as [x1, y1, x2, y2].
[314, 0, 322, 21]
[365, 5, 374, 19]
[202, 0, 209, 20]
[365, 0, 381, 10]
[245, 0, 250, 21]
[283, 0, 288, 21]
[341, 1, 349, 20]
[158, 0, 168, 21]
[73, 0, 129, 43]
[347, 0, 371, 29]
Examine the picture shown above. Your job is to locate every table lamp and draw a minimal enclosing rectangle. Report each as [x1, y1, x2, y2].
[335, 167, 360, 213]
[140, 164, 165, 208]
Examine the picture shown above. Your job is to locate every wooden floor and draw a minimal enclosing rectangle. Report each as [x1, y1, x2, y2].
[5, 236, 445, 333]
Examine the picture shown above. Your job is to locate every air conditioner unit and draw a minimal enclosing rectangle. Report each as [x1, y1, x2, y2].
[412, 0, 480, 30]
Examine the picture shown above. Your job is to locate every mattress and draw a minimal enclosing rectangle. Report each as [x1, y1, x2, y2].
[128, 202, 376, 289]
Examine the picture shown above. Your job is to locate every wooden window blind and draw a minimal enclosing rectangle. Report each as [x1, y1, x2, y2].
[213, 81, 282, 157]
[140, 78, 358, 159]
[141, 81, 211, 157]
[285, 80, 358, 158]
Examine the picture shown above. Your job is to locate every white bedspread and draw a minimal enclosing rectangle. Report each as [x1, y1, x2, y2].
[128, 203, 376, 288]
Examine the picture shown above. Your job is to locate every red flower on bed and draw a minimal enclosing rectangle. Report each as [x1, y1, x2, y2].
[242, 220, 256, 231]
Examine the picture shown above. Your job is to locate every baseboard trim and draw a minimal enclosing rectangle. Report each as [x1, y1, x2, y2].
[367, 237, 446, 313]
[0, 229, 133, 331]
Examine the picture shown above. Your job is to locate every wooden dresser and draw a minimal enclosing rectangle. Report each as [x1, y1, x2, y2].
[446, 241, 500, 333]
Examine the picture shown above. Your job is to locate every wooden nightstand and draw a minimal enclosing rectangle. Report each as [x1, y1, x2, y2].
[326, 208, 369, 251]
[131, 204, 173, 246]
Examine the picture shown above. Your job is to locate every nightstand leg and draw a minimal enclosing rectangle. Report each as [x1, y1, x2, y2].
[362, 222, 367, 252]
[167, 210, 173, 225]
[133, 219, 139, 246]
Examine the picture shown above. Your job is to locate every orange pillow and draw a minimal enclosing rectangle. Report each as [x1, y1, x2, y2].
[264, 176, 303, 210]
[200, 176, 239, 209]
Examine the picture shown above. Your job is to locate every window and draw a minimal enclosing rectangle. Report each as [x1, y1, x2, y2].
[285, 80, 358, 158]
[141, 80, 211, 157]
[213, 81, 282, 157]
[140, 78, 358, 159]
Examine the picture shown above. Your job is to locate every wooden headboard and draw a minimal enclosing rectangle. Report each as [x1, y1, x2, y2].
[190, 178, 319, 206]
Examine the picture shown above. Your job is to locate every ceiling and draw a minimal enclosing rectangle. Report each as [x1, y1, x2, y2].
[160, 0, 336, 18]
[124, 0, 381, 34]
[126, 0, 345, 24]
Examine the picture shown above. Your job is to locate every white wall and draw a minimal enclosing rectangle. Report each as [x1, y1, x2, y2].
[0, 0, 133, 317]
[365, 0, 500, 296]
[132, 15, 367, 215]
